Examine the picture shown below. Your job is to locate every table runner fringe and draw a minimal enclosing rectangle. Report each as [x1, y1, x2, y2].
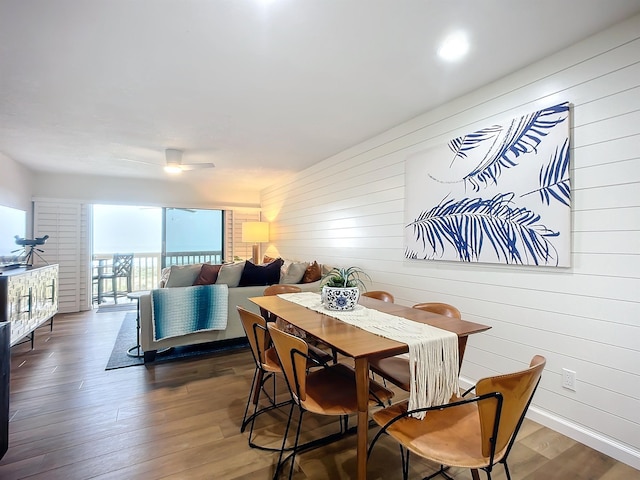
[278, 292, 459, 419]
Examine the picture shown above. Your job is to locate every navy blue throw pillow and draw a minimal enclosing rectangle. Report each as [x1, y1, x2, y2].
[239, 258, 283, 287]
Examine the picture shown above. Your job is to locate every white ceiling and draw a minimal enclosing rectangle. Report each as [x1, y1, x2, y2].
[2, 0, 640, 194]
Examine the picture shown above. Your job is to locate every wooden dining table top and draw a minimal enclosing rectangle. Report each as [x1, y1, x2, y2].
[249, 293, 491, 361]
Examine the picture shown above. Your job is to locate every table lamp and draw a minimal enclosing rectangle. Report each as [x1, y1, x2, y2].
[242, 221, 270, 264]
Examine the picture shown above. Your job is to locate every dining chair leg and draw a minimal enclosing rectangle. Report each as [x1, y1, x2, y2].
[340, 414, 349, 434]
[424, 465, 455, 480]
[242, 368, 293, 452]
[273, 403, 296, 480]
[247, 390, 267, 450]
[241, 368, 260, 433]
[401, 445, 410, 480]
[502, 461, 512, 480]
[286, 408, 305, 480]
[251, 370, 265, 405]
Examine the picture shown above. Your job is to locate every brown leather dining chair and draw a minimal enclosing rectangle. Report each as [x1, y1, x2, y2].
[368, 355, 546, 480]
[238, 306, 332, 451]
[368, 302, 461, 391]
[361, 290, 395, 303]
[268, 323, 394, 480]
[238, 306, 289, 451]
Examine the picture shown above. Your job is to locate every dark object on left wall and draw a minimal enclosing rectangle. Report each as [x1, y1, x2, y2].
[0, 322, 9, 460]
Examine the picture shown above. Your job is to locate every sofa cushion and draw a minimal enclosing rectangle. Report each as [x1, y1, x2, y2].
[280, 261, 309, 284]
[301, 261, 322, 283]
[193, 263, 222, 286]
[215, 261, 246, 287]
[165, 264, 204, 288]
[263, 255, 277, 264]
[239, 258, 284, 286]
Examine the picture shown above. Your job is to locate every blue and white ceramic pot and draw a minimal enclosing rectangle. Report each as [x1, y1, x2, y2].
[321, 286, 359, 311]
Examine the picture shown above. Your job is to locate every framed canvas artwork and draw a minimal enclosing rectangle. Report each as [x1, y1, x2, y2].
[404, 102, 571, 267]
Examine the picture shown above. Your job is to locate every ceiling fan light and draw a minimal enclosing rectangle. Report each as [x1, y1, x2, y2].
[164, 164, 182, 174]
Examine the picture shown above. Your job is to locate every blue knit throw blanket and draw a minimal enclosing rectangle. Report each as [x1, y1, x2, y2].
[151, 284, 228, 341]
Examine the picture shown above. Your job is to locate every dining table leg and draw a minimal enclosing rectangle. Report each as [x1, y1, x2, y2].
[458, 336, 469, 368]
[354, 356, 370, 480]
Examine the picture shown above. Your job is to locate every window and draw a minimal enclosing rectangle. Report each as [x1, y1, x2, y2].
[163, 208, 224, 267]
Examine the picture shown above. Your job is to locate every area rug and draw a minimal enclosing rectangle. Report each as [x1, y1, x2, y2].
[97, 302, 137, 313]
[105, 312, 249, 370]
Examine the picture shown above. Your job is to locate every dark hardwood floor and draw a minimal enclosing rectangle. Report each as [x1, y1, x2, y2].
[0, 308, 637, 479]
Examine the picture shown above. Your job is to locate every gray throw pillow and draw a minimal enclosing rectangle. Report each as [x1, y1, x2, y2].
[165, 264, 204, 288]
[215, 261, 246, 287]
[280, 261, 309, 284]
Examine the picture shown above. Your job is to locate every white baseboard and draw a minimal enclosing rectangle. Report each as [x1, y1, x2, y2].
[526, 407, 640, 471]
[458, 377, 640, 471]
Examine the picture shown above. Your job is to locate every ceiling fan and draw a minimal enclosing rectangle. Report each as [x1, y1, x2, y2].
[121, 148, 215, 174]
[162, 148, 215, 174]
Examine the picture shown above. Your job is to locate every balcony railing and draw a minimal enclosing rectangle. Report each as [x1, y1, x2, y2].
[92, 250, 223, 301]
[164, 251, 223, 267]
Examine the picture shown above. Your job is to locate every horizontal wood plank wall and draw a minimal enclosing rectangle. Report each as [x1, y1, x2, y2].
[33, 200, 84, 314]
[225, 210, 261, 262]
[261, 15, 640, 469]
[79, 203, 89, 310]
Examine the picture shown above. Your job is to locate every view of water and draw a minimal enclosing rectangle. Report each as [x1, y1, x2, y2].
[93, 205, 223, 254]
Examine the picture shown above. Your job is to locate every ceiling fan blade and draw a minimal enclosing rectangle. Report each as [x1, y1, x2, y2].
[119, 157, 161, 167]
[181, 162, 216, 171]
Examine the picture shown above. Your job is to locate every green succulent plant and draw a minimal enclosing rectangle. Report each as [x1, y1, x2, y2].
[321, 266, 371, 290]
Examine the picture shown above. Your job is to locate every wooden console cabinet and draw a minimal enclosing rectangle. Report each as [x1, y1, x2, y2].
[0, 264, 58, 348]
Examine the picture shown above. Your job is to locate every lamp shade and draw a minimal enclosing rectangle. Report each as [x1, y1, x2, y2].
[242, 221, 269, 243]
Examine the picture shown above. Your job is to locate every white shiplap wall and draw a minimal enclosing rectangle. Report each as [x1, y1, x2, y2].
[261, 15, 640, 468]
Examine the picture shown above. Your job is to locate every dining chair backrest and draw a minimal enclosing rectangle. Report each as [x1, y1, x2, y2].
[263, 285, 302, 296]
[362, 291, 395, 303]
[268, 323, 310, 403]
[261, 285, 303, 323]
[412, 302, 461, 319]
[476, 355, 546, 458]
[237, 306, 271, 367]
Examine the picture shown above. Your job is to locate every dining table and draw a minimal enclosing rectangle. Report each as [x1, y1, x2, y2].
[249, 293, 492, 480]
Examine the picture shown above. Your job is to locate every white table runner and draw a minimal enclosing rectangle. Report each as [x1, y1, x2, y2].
[278, 292, 459, 418]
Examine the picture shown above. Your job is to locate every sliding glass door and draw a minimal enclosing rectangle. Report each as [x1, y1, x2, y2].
[92, 205, 225, 298]
[92, 205, 162, 301]
[162, 208, 224, 268]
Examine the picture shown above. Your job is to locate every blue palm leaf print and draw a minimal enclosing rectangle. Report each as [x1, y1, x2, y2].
[464, 102, 570, 191]
[522, 138, 571, 206]
[406, 193, 560, 265]
[448, 125, 502, 162]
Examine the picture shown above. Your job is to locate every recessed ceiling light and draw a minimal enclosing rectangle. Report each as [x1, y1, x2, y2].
[437, 32, 469, 62]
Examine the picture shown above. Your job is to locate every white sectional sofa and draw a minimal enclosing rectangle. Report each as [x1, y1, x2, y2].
[139, 260, 325, 362]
